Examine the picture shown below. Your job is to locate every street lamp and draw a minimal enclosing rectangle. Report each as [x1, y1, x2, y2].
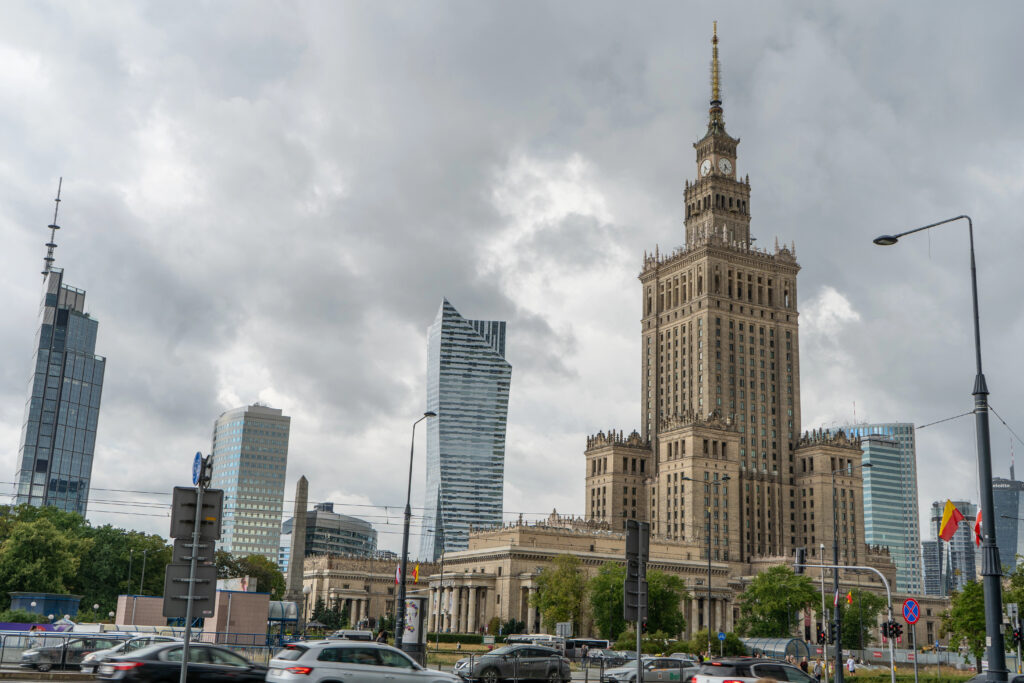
[874, 215, 1007, 681]
[302, 585, 312, 637]
[395, 411, 437, 651]
[831, 459, 871, 683]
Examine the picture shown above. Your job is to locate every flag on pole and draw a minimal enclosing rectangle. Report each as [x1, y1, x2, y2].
[939, 500, 965, 541]
[847, 591, 853, 605]
[834, 587, 839, 606]
[395, 565, 401, 585]
[974, 509, 983, 547]
[413, 564, 420, 583]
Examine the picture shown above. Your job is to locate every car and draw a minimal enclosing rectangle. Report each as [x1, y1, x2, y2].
[453, 643, 571, 682]
[81, 636, 182, 674]
[21, 635, 128, 672]
[267, 640, 460, 683]
[589, 650, 638, 668]
[693, 658, 818, 683]
[96, 641, 267, 683]
[601, 656, 698, 683]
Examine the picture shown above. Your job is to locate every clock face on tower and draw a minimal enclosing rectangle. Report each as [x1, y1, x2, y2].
[700, 159, 712, 176]
[718, 157, 733, 175]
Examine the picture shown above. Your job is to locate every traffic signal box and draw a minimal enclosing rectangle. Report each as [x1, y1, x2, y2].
[162, 486, 223, 619]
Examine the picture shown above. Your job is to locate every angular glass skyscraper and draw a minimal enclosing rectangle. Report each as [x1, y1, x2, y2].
[840, 422, 922, 593]
[993, 476, 1024, 574]
[15, 265, 106, 516]
[419, 299, 511, 561]
[209, 404, 291, 561]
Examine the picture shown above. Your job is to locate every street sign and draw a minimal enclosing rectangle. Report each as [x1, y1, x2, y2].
[192, 452, 203, 486]
[169, 487, 224, 540]
[162, 563, 217, 618]
[1009, 603, 1019, 619]
[903, 598, 920, 624]
[718, 632, 726, 641]
[907, 654, 915, 661]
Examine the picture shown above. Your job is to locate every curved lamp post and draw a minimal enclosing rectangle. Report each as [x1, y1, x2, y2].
[874, 215, 1006, 681]
[395, 411, 437, 650]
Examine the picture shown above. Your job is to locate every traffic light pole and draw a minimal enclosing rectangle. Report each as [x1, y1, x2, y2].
[179, 481, 205, 683]
[794, 561, 894, 683]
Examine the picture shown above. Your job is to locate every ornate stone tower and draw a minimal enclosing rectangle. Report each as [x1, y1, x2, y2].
[638, 24, 802, 562]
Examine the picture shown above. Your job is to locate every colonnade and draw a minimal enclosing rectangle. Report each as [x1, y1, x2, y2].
[429, 584, 488, 633]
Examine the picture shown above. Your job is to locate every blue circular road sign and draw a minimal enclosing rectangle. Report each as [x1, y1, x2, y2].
[192, 452, 203, 486]
[718, 632, 726, 641]
[903, 598, 920, 624]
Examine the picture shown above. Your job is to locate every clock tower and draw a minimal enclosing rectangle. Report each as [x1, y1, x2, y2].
[684, 22, 752, 249]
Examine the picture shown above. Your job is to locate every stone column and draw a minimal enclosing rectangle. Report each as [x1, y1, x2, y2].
[527, 587, 538, 633]
[467, 587, 478, 634]
[453, 587, 463, 633]
[445, 587, 453, 632]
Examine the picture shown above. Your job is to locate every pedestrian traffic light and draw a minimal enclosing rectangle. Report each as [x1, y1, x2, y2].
[881, 622, 890, 639]
[1013, 627, 1023, 646]
[641, 618, 649, 634]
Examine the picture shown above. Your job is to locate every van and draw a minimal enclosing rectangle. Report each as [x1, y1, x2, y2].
[327, 629, 374, 641]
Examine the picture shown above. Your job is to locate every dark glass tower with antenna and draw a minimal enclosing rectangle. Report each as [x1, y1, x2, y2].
[14, 180, 105, 516]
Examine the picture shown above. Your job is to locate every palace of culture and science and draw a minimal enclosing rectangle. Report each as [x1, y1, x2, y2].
[302, 27, 947, 645]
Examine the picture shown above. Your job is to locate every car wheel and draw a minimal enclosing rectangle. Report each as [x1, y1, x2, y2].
[547, 671, 561, 682]
[37, 663, 52, 672]
[479, 667, 502, 683]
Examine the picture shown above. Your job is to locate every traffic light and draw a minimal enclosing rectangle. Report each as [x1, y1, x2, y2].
[1014, 627, 1023, 646]
[641, 618, 649, 634]
[816, 629, 826, 645]
[794, 547, 806, 575]
[828, 621, 836, 644]
[892, 621, 903, 639]
[881, 622, 890, 639]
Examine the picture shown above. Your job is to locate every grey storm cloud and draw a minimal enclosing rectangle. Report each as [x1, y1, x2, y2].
[1, 1, 1022, 553]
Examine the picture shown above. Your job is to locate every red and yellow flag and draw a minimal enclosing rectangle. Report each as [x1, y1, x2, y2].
[413, 564, 420, 583]
[847, 591, 853, 605]
[939, 500, 965, 541]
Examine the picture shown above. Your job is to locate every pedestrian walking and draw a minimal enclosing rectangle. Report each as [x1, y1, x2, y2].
[846, 656, 856, 675]
[813, 658, 823, 678]
[800, 659, 809, 673]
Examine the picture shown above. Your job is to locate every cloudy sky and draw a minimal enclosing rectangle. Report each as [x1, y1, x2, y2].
[1, 1, 1023, 557]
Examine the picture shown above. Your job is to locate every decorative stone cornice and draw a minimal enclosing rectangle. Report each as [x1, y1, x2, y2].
[659, 407, 736, 433]
[796, 428, 861, 449]
[585, 429, 649, 451]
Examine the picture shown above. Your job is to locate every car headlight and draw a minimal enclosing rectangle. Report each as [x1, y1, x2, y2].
[23, 650, 38, 656]
[83, 654, 97, 662]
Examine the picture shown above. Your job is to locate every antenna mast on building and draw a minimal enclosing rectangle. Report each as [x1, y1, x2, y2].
[42, 177, 63, 276]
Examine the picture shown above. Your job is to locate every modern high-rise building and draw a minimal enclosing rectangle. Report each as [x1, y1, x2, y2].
[993, 475, 1024, 574]
[209, 403, 291, 561]
[839, 423, 922, 594]
[419, 299, 511, 561]
[281, 502, 378, 565]
[928, 499, 977, 593]
[921, 539, 942, 595]
[15, 187, 105, 516]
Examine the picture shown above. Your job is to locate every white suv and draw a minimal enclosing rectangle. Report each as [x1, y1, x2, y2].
[267, 640, 460, 683]
[693, 658, 818, 683]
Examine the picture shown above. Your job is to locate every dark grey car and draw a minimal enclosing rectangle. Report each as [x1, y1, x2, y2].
[453, 644, 570, 683]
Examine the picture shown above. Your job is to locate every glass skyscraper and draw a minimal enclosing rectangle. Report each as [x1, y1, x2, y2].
[209, 403, 291, 561]
[993, 476, 1024, 574]
[928, 499, 977, 592]
[419, 299, 511, 561]
[15, 266, 105, 516]
[840, 422, 922, 593]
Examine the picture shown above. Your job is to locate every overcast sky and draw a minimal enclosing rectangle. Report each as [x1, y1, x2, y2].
[1, 2, 1022, 558]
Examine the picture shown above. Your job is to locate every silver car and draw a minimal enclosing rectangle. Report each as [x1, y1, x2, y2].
[267, 640, 459, 683]
[453, 644, 571, 683]
[81, 636, 181, 673]
[602, 656, 696, 683]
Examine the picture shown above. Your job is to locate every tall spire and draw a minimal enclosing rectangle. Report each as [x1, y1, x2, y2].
[708, 22, 725, 132]
[41, 177, 62, 277]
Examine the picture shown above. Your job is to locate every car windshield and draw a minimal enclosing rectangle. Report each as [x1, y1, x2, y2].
[486, 646, 520, 656]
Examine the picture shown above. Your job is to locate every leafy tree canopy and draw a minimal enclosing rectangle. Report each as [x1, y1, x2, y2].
[736, 565, 818, 637]
[836, 588, 886, 650]
[589, 563, 626, 640]
[532, 555, 586, 633]
[942, 580, 985, 669]
[215, 551, 286, 600]
[0, 517, 90, 598]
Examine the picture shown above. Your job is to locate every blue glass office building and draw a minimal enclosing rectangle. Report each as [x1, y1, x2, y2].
[15, 267, 105, 516]
[841, 422, 922, 593]
[993, 476, 1024, 574]
[419, 299, 511, 561]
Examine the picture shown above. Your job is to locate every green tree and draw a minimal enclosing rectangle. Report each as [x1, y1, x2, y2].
[589, 562, 627, 640]
[532, 555, 586, 633]
[647, 571, 688, 636]
[836, 588, 886, 650]
[1003, 562, 1024, 652]
[685, 629, 746, 656]
[0, 517, 91, 602]
[942, 580, 985, 670]
[736, 566, 817, 637]
[235, 554, 286, 600]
